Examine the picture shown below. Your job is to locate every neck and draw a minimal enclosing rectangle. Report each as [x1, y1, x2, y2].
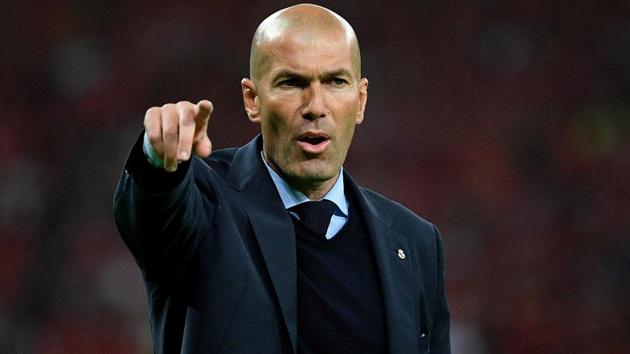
[289, 174, 338, 200]
[264, 153, 339, 200]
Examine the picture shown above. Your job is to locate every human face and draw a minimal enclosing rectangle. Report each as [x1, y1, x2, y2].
[242, 31, 368, 196]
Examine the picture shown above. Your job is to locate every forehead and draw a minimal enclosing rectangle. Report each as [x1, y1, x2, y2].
[260, 31, 356, 78]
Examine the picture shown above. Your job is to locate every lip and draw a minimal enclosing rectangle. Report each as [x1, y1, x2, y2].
[297, 139, 330, 154]
[296, 131, 331, 155]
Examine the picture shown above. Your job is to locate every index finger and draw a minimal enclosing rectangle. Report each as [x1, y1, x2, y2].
[194, 100, 213, 124]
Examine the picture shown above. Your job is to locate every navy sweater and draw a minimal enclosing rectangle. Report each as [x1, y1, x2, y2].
[293, 199, 387, 354]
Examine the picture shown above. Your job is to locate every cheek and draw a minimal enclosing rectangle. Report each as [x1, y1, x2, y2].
[329, 90, 360, 112]
[264, 94, 299, 120]
[331, 96, 361, 129]
[260, 107, 297, 149]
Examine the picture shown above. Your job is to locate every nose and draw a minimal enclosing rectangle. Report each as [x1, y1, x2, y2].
[300, 82, 327, 121]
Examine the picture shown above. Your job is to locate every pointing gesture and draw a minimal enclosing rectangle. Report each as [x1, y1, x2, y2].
[144, 100, 213, 171]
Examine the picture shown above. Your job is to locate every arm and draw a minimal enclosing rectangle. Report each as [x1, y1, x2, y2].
[113, 100, 215, 285]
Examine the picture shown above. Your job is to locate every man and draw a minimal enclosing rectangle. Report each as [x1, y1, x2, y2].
[114, 4, 450, 354]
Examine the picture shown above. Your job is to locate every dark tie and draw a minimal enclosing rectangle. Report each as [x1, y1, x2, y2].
[290, 200, 337, 237]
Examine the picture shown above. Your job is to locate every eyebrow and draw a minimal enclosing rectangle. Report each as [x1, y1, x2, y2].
[271, 69, 353, 82]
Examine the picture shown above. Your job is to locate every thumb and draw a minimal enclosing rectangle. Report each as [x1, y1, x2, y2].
[194, 135, 212, 158]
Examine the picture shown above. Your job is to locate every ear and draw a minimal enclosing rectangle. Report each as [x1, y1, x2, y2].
[241, 78, 261, 123]
[355, 78, 368, 125]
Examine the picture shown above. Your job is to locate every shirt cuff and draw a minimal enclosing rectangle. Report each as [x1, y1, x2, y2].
[127, 131, 191, 194]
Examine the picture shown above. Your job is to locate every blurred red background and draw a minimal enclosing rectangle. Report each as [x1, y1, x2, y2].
[1, 1, 629, 353]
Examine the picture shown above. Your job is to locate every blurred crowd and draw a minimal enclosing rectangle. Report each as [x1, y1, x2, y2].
[1, 1, 629, 353]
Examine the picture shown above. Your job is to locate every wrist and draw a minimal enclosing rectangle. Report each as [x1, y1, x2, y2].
[142, 132, 164, 169]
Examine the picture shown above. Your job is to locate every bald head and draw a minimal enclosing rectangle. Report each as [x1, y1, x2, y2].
[249, 4, 361, 83]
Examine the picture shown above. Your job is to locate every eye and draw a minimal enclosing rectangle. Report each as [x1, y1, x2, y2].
[330, 78, 348, 86]
[278, 78, 299, 87]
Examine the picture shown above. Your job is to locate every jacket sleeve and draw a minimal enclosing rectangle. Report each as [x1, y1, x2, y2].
[430, 224, 451, 353]
[112, 132, 217, 286]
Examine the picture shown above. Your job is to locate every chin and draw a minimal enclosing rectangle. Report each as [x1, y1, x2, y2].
[285, 158, 339, 183]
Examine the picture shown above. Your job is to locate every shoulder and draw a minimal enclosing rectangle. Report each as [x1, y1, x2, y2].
[190, 135, 263, 187]
[357, 186, 438, 237]
[190, 146, 240, 182]
[354, 185, 444, 260]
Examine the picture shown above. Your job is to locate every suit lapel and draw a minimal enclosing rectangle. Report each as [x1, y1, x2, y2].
[227, 137, 418, 353]
[228, 136, 298, 353]
[345, 173, 420, 353]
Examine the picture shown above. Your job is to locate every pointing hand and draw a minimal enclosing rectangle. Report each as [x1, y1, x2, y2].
[143, 100, 213, 172]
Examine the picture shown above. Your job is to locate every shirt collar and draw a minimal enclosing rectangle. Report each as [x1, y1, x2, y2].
[260, 151, 348, 217]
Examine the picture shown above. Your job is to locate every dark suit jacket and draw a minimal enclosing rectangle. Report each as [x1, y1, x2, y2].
[113, 134, 450, 354]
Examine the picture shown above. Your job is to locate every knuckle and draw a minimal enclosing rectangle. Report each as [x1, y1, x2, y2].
[144, 107, 160, 125]
[162, 125, 177, 138]
[177, 105, 196, 123]
[161, 111, 178, 130]
[181, 109, 196, 123]
[145, 106, 160, 116]
[146, 129, 161, 142]
[160, 103, 177, 119]
[176, 101, 194, 109]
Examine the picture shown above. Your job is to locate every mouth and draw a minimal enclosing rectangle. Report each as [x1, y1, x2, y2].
[296, 131, 331, 154]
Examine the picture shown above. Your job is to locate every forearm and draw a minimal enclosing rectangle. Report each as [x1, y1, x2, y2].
[113, 132, 215, 282]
